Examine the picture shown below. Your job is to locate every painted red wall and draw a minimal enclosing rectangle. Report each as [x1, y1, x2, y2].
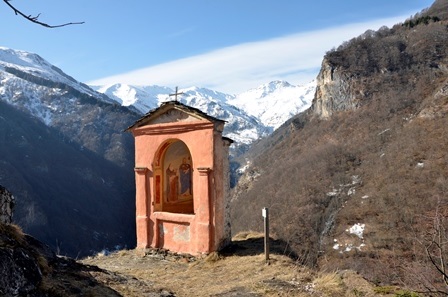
[131, 118, 230, 255]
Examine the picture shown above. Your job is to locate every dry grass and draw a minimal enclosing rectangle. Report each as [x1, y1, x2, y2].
[83, 248, 306, 296]
[80, 232, 397, 296]
[313, 272, 344, 296]
[0, 223, 26, 245]
[0, 226, 405, 296]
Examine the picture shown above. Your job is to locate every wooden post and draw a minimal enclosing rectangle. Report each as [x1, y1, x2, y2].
[262, 207, 270, 263]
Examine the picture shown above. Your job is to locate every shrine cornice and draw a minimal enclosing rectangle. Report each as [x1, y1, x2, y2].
[132, 121, 215, 136]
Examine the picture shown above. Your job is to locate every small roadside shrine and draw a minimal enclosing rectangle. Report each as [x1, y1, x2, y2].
[126, 100, 233, 255]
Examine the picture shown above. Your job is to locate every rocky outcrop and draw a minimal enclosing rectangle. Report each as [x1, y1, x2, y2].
[1, 186, 41, 296]
[0, 223, 127, 296]
[312, 0, 448, 121]
[0, 225, 44, 296]
[0, 185, 14, 224]
[0, 247, 43, 296]
[311, 58, 364, 119]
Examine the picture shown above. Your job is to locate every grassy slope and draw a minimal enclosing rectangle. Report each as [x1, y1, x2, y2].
[82, 233, 394, 297]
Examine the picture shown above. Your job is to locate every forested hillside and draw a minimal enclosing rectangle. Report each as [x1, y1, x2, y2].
[231, 0, 448, 291]
[0, 100, 136, 256]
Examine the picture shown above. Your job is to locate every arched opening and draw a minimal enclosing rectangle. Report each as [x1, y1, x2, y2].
[155, 140, 194, 214]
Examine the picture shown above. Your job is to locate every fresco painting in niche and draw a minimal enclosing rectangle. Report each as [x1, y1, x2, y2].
[163, 141, 193, 203]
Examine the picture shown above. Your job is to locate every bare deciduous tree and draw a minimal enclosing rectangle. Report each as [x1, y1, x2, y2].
[3, 0, 84, 28]
[411, 198, 448, 295]
[424, 205, 448, 294]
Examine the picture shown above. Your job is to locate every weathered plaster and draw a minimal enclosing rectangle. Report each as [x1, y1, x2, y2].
[128, 102, 232, 255]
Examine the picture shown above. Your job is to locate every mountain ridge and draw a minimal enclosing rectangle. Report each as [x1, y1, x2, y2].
[231, 0, 448, 290]
[0, 47, 141, 256]
[0, 46, 109, 103]
[1, 46, 316, 151]
[0, 45, 315, 256]
[91, 79, 316, 140]
[0, 100, 136, 256]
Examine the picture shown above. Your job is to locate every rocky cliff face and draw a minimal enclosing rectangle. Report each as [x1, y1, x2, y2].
[0, 233, 43, 296]
[311, 0, 448, 120]
[1, 185, 42, 296]
[311, 58, 364, 118]
[0, 186, 14, 224]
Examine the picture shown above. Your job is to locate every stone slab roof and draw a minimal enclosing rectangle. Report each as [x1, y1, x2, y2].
[126, 100, 226, 131]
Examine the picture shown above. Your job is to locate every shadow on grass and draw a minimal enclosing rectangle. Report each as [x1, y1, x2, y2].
[220, 233, 297, 259]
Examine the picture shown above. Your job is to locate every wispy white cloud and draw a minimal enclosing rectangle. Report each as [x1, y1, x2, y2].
[88, 15, 407, 94]
[166, 26, 196, 39]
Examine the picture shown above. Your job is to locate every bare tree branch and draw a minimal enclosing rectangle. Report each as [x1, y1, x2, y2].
[423, 198, 448, 293]
[3, 0, 84, 28]
[425, 243, 448, 287]
[409, 197, 448, 295]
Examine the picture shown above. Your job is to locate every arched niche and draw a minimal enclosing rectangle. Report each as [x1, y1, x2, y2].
[153, 139, 194, 214]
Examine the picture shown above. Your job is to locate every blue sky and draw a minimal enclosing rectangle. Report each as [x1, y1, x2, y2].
[1, 1, 434, 94]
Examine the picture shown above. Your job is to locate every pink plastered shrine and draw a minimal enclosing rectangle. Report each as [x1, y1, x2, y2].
[126, 101, 233, 255]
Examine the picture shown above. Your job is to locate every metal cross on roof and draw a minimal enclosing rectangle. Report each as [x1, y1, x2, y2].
[169, 86, 184, 101]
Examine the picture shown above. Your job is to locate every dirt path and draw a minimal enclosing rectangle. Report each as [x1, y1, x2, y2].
[80, 233, 381, 297]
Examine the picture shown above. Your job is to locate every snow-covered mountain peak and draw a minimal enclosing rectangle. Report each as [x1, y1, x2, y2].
[0, 46, 47, 70]
[94, 83, 142, 106]
[91, 84, 268, 148]
[0, 47, 102, 100]
[92, 80, 316, 146]
[241, 80, 292, 98]
[228, 80, 316, 130]
[261, 80, 292, 92]
[180, 86, 235, 104]
[90, 83, 172, 112]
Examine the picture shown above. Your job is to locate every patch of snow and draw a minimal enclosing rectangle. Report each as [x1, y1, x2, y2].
[39, 109, 52, 125]
[347, 223, 365, 239]
[328, 175, 362, 198]
[345, 244, 354, 252]
[334, 241, 366, 253]
[237, 161, 251, 174]
[344, 243, 366, 252]
[326, 189, 340, 197]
